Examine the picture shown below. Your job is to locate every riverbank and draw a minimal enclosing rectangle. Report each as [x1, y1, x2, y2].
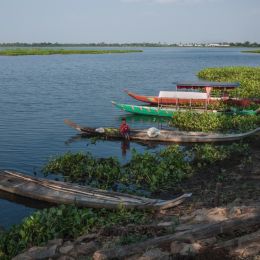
[7, 136, 260, 259]
[0, 49, 142, 56]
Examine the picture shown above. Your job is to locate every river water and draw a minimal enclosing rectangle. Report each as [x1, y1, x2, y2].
[0, 47, 259, 228]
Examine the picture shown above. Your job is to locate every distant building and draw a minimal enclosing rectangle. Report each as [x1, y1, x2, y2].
[206, 43, 230, 47]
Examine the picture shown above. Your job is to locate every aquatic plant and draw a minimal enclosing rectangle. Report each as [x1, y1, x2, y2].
[43, 152, 121, 189]
[171, 111, 260, 132]
[241, 50, 260, 54]
[43, 143, 249, 193]
[191, 143, 249, 167]
[0, 205, 147, 259]
[124, 146, 192, 192]
[197, 66, 260, 98]
[0, 48, 142, 56]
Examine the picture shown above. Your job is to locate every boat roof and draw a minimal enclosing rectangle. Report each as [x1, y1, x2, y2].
[176, 82, 240, 89]
[159, 91, 208, 99]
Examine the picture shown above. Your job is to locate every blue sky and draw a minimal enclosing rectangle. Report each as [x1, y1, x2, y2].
[1, 0, 260, 43]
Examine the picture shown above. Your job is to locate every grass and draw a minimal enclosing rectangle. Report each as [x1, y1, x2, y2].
[0, 48, 143, 56]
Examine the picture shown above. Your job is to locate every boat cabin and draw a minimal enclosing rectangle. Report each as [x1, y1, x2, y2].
[158, 82, 240, 109]
[176, 82, 240, 99]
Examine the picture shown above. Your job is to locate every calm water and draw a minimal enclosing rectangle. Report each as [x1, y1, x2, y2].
[0, 47, 260, 228]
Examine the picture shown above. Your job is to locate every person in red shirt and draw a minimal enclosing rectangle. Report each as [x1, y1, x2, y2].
[119, 118, 130, 140]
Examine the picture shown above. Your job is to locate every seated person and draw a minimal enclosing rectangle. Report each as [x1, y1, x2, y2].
[119, 118, 130, 140]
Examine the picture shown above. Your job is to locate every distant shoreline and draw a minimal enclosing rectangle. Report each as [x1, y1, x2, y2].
[0, 49, 142, 56]
[0, 42, 260, 48]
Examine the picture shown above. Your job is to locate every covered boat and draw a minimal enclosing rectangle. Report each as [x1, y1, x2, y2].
[126, 82, 260, 107]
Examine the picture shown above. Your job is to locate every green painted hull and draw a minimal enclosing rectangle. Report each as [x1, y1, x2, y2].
[112, 102, 176, 117]
[112, 102, 258, 117]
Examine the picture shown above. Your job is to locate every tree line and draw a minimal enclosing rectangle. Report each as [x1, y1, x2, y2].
[0, 41, 259, 47]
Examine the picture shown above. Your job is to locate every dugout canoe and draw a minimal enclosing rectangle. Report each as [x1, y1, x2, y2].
[64, 119, 260, 143]
[0, 170, 191, 210]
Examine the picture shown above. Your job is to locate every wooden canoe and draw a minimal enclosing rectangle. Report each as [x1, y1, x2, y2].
[64, 119, 260, 143]
[0, 170, 192, 210]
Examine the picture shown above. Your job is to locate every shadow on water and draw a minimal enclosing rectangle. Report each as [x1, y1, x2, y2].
[0, 190, 55, 210]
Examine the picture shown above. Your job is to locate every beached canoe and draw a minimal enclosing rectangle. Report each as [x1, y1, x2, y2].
[0, 170, 191, 210]
[64, 119, 260, 143]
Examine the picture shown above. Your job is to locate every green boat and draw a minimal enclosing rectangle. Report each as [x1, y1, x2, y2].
[112, 102, 258, 117]
[112, 102, 176, 117]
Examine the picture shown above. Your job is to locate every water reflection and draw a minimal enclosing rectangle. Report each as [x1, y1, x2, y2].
[121, 140, 130, 157]
[65, 134, 166, 156]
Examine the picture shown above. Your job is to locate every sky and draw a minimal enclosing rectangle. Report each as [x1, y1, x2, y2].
[1, 0, 260, 43]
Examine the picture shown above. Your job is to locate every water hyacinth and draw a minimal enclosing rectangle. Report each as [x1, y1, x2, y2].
[197, 66, 260, 99]
[171, 111, 260, 132]
[42, 143, 248, 194]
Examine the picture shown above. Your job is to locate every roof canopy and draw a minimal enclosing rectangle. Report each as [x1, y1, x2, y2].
[159, 91, 208, 99]
[176, 82, 240, 90]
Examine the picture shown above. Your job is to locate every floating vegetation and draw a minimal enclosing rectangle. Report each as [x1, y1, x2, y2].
[171, 111, 260, 132]
[42, 143, 248, 193]
[197, 66, 260, 98]
[241, 50, 260, 54]
[0, 48, 143, 56]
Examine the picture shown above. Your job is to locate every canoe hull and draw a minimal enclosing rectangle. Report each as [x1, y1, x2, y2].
[64, 119, 260, 143]
[0, 170, 191, 210]
[127, 91, 211, 106]
[112, 102, 176, 117]
[127, 91, 260, 107]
